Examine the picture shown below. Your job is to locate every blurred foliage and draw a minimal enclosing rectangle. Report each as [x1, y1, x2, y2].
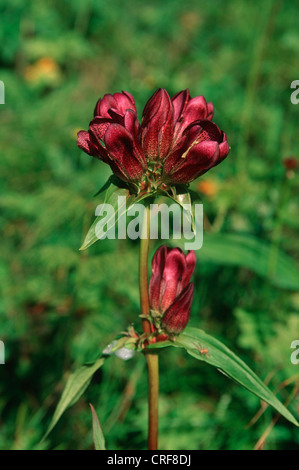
[0, 0, 298, 450]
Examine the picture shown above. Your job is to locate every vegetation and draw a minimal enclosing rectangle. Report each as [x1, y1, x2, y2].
[0, 0, 298, 450]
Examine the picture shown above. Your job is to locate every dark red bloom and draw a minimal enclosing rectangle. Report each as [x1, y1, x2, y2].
[77, 88, 229, 186]
[77, 91, 146, 183]
[149, 245, 196, 335]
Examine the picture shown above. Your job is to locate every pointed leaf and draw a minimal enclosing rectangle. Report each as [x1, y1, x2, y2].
[147, 327, 299, 426]
[90, 403, 106, 450]
[80, 188, 154, 250]
[42, 336, 137, 440]
[197, 233, 299, 290]
[43, 357, 106, 439]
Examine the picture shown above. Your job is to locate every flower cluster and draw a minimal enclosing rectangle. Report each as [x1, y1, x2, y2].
[149, 245, 196, 337]
[77, 88, 229, 189]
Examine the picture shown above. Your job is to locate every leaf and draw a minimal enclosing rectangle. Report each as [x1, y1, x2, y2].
[172, 233, 299, 290]
[147, 327, 299, 427]
[93, 175, 129, 197]
[42, 336, 137, 440]
[80, 185, 154, 250]
[89, 403, 106, 450]
[158, 186, 200, 233]
[200, 233, 299, 290]
[43, 357, 106, 440]
[80, 187, 129, 250]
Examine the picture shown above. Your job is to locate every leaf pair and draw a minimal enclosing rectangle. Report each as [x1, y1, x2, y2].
[44, 327, 298, 448]
[148, 326, 299, 427]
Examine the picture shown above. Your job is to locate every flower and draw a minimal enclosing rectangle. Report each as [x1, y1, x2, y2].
[149, 244, 196, 335]
[77, 88, 229, 187]
[77, 91, 146, 183]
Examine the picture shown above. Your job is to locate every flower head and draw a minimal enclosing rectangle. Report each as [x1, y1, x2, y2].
[149, 244, 196, 335]
[77, 88, 229, 187]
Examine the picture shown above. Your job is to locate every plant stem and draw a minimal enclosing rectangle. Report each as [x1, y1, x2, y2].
[145, 353, 159, 450]
[139, 204, 159, 450]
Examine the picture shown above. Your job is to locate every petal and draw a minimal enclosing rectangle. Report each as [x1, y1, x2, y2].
[196, 120, 223, 143]
[161, 283, 194, 335]
[77, 130, 108, 160]
[89, 117, 115, 142]
[207, 102, 214, 120]
[77, 130, 96, 155]
[163, 123, 202, 172]
[141, 88, 174, 160]
[172, 89, 190, 122]
[94, 94, 117, 117]
[219, 140, 230, 159]
[165, 141, 220, 184]
[151, 244, 168, 275]
[183, 251, 196, 286]
[104, 124, 145, 182]
[124, 110, 141, 143]
[94, 91, 137, 117]
[181, 96, 208, 129]
[149, 245, 168, 311]
[114, 91, 137, 114]
[159, 249, 187, 312]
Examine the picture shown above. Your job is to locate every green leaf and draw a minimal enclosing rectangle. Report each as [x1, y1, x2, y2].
[158, 186, 201, 233]
[148, 327, 298, 426]
[80, 185, 154, 250]
[42, 336, 137, 440]
[43, 356, 106, 440]
[172, 232, 299, 290]
[200, 233, 299, 290]
[93, 175, 130, 198]
[80, 187, 129, 250]
[89, 403, 106, 450]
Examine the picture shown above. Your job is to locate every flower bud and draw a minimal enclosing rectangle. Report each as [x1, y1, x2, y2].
[149, 245, 196, 336]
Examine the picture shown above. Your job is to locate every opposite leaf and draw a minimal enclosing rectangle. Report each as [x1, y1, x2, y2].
[90, 403, 106, 450]
[43, 357, 106, 440]
[147, 326, 299, 427]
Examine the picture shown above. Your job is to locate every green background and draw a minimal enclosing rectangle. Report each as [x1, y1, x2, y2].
[0, 0, 298, 450]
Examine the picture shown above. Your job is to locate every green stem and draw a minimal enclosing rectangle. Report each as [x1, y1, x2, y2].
[139, 204, 159, 450]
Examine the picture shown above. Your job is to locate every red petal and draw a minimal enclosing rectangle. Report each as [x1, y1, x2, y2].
[207, 102, 214, 120]
[89, 117, 115, 142]
[196, 120, 223, 143]
[77, 130, 108, 160]
[164, 141, 220, 184]
[181, 96, 208, 129]
[183, 251, 196, 286]
[141, 89, 174, 160]
[172, 89, 190, 122]
[161, 283, 194, 335]
[94, 94, 117, 117]
[149, 245, 168, 311]
[94, 91, 136, 117]
[219, 140, 230, 158]
[104, 124, 145, 182]
[159, 249, 187, 312]
[114, 91, 137, 114]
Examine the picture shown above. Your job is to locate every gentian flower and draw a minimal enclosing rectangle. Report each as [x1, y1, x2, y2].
[77, 88, 229, 187]
[149, 245, 196, 335]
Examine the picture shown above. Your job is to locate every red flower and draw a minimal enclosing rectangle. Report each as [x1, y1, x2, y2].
[77, 91, 146, 183]
[149, 245, 196, 335]
[77, 88, 229, 186]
